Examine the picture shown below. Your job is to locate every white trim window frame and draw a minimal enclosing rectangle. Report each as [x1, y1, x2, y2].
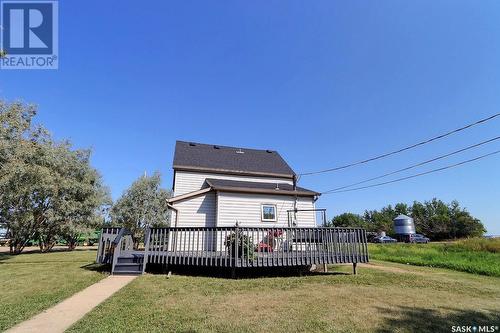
[261, 204, 277, 222]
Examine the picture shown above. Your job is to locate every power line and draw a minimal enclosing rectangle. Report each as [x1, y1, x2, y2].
[299, 113, 500, 176]
[321, 149, 500, 195]
[321, 136, 500, 193]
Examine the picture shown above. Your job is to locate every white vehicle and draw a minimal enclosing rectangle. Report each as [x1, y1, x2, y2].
[0, 224, 9, 246]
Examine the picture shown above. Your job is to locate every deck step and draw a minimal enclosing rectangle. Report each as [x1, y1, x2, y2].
[113, 261, 143, 275]
[117, 255, 144, 264]
[114, 263, 142, 271]
[112, 270, 142, 275]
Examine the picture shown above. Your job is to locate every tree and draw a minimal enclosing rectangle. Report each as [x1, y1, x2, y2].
[394, 203, 409, 215]
[44, 148, 111, 250]
[329, 198, 486, 240]
[0, 101, 110, 253]
[411, 199, 485, 240]
[328, 213, 366, 228]
[363, 205, 397, 234]
[111, 172, 171, 247]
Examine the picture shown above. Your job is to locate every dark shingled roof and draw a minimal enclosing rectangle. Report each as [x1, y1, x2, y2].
[205, 178, 319, 197]
[173, 141, 296, 178]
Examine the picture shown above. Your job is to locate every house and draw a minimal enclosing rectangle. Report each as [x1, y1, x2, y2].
[167, 141, 321, 229]
[96, 141, 369, 276]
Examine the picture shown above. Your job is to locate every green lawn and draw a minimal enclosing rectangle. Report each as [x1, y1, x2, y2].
[68, 262, 500, 333]
[369, 240, 500, 277]
[0, 248, 107, 331]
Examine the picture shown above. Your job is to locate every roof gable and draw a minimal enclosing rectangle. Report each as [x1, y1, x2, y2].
[173, 141, 295, 178]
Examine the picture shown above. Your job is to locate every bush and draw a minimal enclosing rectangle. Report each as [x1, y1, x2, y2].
[225, 232, 254, 259]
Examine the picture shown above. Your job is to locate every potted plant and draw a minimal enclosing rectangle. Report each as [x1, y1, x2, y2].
[225, 232, 254, 259]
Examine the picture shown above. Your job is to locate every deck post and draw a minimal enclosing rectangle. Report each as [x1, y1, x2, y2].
[353, 263, 357, 275]
[234, 222, 239, 269]
[142, 228, 151, 274]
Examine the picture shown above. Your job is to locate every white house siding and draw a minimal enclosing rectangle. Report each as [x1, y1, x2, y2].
[170, 191, 317, 252]
[171, 192, 216, 251]
[215, 192, 316, 251]
[172, 192, 216, 227]
[216, 192, 316, 228]
[173, 171, 293, 196]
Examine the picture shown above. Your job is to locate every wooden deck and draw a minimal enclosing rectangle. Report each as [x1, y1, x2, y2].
[97, 226, 369, 274]
[145, 227, 369, 268]
[148, 251, 367, 267]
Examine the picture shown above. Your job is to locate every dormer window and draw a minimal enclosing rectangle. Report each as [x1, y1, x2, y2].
[261, 204, 277, 222]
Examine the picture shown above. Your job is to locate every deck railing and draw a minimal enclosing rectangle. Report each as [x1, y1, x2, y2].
[96, 227, 122, 264]
[145, 227, 369, 268]
[96, 227, 134, 267]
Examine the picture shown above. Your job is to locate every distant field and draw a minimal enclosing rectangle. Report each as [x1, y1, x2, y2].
[369, 238, 500, 277]
[0, 249, 107, 331]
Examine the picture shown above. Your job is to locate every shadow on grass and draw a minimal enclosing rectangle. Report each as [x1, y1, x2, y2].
[80, 263, 110, 273]
[146, 264, 350, 279]
[0, 247, 98, 264]
[376, 306, 500, 333]
[0, 246, 96, 256]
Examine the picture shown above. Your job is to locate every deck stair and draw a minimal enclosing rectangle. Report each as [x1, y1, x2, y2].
[112, 253, 144, 275]
[95, 227, 146, 275]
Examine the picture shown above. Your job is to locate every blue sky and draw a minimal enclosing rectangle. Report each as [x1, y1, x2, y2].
[1, 1, 499, 234]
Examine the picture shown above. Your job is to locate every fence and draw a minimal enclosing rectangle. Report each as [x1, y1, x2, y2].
[145, 226, 369, 268]
[96, 227, 122, 264]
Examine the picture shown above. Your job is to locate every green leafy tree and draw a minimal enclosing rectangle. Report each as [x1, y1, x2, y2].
[363, 205, 397, 234]
[328, 213, 366, 228]
[409, 200, 427, 235]
[394, 203, 409, 215]
[411, 199, 485, 240]
[331, 198, 485, 240]
[48, 148, 111, 250]
[0, 101, 110, 253]
[111, 172, 171, 247]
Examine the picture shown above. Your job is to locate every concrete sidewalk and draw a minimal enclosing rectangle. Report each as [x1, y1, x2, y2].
[5, 275, 137, 333]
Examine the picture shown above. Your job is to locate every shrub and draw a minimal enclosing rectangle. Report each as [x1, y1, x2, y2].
[225, 232, 254, 259]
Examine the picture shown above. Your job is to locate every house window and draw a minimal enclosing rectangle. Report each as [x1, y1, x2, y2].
[261, 204, 277, 222]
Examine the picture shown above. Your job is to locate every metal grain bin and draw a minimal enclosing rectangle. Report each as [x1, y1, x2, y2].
[393, 214, 415, 235]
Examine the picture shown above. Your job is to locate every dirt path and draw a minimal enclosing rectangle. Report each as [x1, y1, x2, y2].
[358, 262, 415, 274]
[358, 262, 436, 277]
[5, 275, 137, 333]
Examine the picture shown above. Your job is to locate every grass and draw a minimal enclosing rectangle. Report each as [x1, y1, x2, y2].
[369, 239, 500, 277]
[0, 248, 107, 331]
[68, 262, 500, 333]
[446, 237, 500, 253]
